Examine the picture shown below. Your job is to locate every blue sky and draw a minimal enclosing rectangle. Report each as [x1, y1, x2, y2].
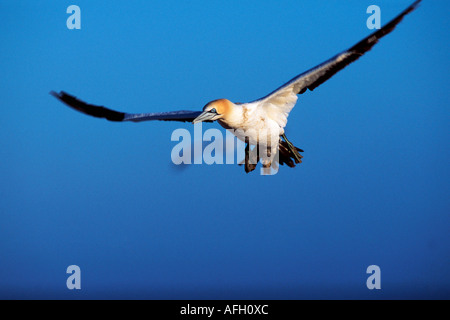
[0, 1, 448, 299]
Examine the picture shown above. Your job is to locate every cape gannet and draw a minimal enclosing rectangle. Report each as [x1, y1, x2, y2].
[51, 1, 421, 173]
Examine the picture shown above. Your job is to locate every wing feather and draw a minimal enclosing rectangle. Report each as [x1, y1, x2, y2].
[50, 91, 202, 123]
[254, 0, 421, 115]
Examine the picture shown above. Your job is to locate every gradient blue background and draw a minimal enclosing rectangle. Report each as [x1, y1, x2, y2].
[1, 0, 448, 299]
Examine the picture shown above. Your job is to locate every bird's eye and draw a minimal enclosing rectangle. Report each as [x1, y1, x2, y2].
[210, 108, 217, 113]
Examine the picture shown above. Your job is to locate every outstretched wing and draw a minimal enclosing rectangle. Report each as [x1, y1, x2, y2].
[254, 0, 421, 118]
[50, 91, 202, 123]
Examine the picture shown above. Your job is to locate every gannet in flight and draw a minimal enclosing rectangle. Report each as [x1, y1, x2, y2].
[51, 1, 421, 173]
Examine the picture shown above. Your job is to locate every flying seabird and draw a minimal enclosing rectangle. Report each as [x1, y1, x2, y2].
[51, 1, 421, 173]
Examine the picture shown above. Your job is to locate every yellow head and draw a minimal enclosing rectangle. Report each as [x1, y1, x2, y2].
[192, 99, 232, 123]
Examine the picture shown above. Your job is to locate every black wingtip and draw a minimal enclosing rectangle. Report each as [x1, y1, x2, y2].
[404, 0, 422, 16]
[412, 0, 422, 8]
[50, 90, 70, 101]
[49, 90, 59, 98]
[50, 90, 126, 122]
[50, 90, 73, 99]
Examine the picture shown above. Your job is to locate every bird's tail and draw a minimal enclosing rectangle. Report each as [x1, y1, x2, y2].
[239, 139, 303, 173]
[278, 140, 303, 168]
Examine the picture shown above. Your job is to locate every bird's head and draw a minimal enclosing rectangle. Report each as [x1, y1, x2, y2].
[192, 99, 232, 124]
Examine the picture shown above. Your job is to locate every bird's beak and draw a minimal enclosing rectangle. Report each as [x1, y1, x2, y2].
[192, 111, 217, 124]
